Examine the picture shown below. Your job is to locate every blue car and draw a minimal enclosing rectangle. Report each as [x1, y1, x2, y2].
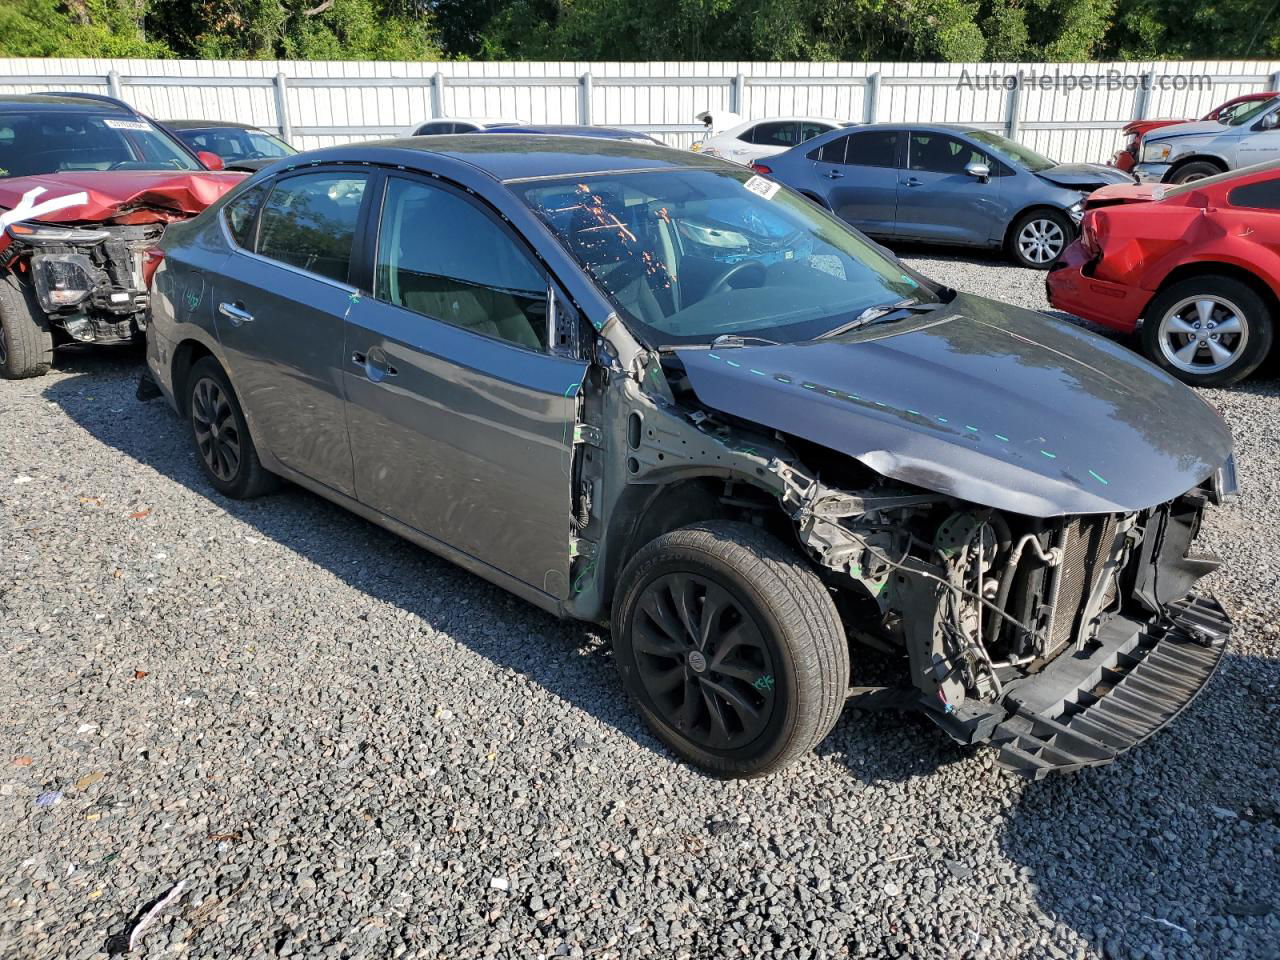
[755, 123, 1133, 268]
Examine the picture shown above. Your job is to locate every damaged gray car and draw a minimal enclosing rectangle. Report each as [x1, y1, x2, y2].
[145, 137, 1236, 779]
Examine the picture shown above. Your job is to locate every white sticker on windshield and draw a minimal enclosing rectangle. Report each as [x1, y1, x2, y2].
[743, 175, 781, 200]
[103, 118, 153, 132]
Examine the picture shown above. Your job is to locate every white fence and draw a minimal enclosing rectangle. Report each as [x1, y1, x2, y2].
[3, 59, 1280, 162]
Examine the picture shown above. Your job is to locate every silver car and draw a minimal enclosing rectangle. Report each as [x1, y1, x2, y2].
[1135, 96, 1280, 184]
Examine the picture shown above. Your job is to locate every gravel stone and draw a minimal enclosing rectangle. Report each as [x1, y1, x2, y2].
[1, 251, 1277, 960]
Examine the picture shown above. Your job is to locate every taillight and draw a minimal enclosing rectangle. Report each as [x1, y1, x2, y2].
[142, 247, 165, 289]
[750, 162, 772, 175]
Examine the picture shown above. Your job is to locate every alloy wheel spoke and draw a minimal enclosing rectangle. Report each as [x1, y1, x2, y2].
[1195, 299, 1218, 327]
[639, 590, 684, 644]
[697, 582, 731, 651]
[1213, 315, 1242, 335]
[1174, 340, 1201, 365]
[700, 676, 761, 728]
[633, 621, 686, 659]
[699, 685, 732, 744]
[1166, 315, 1198, 335]
[1206, 337, 1234, 365]
[669, 576, 701, 644]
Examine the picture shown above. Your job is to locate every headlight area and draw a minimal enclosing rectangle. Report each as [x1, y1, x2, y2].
[1141, 141, 1173, 164]
[1068, 200, 1085, 225]
[787, 475, 1231, 778]
[5, 221, 164, 343]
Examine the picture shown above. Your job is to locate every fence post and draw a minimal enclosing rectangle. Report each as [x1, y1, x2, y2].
[431, 71, 445, 118]
[1005, 70, 1024, 139]
[732, 73, 745, 114]
[865, 72, 880, 124]
[273, 72, 292, 144]
[1271, 71, 1280, 92]
[1135, 67, 1159, 120]
[106, 70, 123, 100]
[579, 72, 593, 125]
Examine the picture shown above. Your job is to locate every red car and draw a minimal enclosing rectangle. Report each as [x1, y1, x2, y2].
[0, 93, 245, 379]
[1110, 92, 1276, 172]
[1047, 160, 1280, 385]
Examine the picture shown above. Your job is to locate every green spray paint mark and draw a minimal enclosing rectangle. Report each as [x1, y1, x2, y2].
[775, 375, 792, 383]
[750, 368, 768, 377]
[965, 425, 978, 433]
[726, 359, 741, 368]
[937, 417, 949, 424]
[907, 409, 921, 416]
[348, 292, 361, 304]
[708, 353, 721, 360]
[994, 434, 1011, 442]
[752, 674, 775, 692]
[1089, 470, 1109, 485]
[1040, 450, 1057, 460]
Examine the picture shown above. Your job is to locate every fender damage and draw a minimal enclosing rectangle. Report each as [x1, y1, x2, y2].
[567, 297, 1235, 777]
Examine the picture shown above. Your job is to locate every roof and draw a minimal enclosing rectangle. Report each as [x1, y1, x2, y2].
[166, 119, 271, 131]
[483, 124, 657, 141]
[324, 133, 721, 182]
[0, 92, 136, 113]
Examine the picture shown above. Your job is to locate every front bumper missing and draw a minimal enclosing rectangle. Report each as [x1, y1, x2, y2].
[989, 594, 1231, 778]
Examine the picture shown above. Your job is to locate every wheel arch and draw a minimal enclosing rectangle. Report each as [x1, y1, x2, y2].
[1145, 261, 1280, 326]
[170, 338, 218, 415]
[1164, 154, 1228, 182]
[1002, 203, 1073, 252]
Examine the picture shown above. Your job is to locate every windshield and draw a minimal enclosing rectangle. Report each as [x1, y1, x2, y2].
[1225, 98, 1278, 127]
[513, 168, 930, 345]
[0, 111, 201, 178]
[965, 130, 1057, 172]
[175, 126, 295, 162]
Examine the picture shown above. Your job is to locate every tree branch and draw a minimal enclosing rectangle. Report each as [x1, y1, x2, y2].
[302, 0, 336, 16]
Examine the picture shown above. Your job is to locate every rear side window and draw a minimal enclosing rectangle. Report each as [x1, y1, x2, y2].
[256, 172, 367, 284]
[374, 176, 548, 350]
[223, 182, 268, 249]
[751, 122, 800, 147]
[414, 122, 454, 135]
[798, 122, 833, 142]
[811, 135, 850, 164]
[908, 132, 986, 174]
[1228, 178, 1280, 210]
[847, 130, 898, 168]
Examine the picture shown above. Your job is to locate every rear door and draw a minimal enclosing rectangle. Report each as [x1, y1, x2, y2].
[810, 129, 901, 236]
[212, 167, 369, 497]
[895, 130, 1002, 244]
[342, 172, 587, 596]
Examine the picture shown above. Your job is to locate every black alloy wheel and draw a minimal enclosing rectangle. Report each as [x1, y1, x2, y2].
[191, 375, 242, 483]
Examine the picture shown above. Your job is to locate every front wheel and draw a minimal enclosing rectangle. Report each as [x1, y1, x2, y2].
[1008, 209, 1073, 269]
[1140, 276, 1272, 386]
[1168, 161, 1222, 185]
[611, 521, 850, 778]
[0, 273, 54, 379]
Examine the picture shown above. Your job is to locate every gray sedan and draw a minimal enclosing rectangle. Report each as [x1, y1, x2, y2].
[754, 123, 1133, 267]
[145, 135, 1232, 780]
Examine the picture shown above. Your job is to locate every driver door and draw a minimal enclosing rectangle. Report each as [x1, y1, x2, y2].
[343, 173, 588, 598]
[1237, 107, 1280, 165]
[895, 131, 1002, 245]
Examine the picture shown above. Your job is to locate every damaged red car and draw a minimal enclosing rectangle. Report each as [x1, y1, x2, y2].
[1048, 159, 1280, 385]
[0, 93, 246, 379]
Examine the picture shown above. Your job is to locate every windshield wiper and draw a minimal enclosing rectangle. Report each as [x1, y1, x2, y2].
[709, 333, 780, 349]
[812, 299, 945, 341]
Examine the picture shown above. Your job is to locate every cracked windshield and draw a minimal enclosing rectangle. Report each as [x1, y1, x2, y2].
[515, 168, 929, 345]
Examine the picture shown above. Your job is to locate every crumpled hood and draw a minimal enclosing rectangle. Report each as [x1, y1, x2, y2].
[675, 294, 1232, 517]
[0, 170, 246, 225]
[1036, 163, 1135, 190]
[1083, 181, 1161, 209]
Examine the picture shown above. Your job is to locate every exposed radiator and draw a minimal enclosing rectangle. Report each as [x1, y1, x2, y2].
[1049, 515, 1119, 653]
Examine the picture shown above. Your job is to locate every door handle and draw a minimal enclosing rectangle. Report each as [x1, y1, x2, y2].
[823, 169, 844, 179]
[351, 350, 398, 381]
[218, 301, 254, 326]
[903, 177, 923, 187]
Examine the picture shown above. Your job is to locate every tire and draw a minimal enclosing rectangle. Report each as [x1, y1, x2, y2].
[0, 273, 54, 379]
[186, 356, 278, 498]
[611, 521, 850, 778]
[1008, 208, 1073, 269]
[1140, 275, 1272, 386]
[1168, 161, 1222, 185]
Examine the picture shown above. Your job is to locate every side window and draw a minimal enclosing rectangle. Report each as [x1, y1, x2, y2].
[223, 182, 269, 249]
[798, 122, 833, 142]
[414, 122, 450, 136]
[375, 177, 548, 350]
[257, 172, 367, 283]
[846, 130, 899, 168]
[810, 135, 850, 164]
[909, 132, 986, 174]
[752, 121, 801, 148]
[1229, 178, 1280, 210]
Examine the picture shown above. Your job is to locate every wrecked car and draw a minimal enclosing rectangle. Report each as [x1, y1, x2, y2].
[145, 136, 1235, 779]
[0, 93, 245, 379]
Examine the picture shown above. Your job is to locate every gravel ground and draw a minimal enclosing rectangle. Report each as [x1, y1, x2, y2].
[1, 251, 1278, 960]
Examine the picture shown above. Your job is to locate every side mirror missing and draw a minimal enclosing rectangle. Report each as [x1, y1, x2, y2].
[197, 150, 225, 171]
[965, 162, 991, 182]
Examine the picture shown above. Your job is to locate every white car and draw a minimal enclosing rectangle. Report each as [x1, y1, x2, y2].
[409, 117, 523, 136]
[693, 111, 854, 165]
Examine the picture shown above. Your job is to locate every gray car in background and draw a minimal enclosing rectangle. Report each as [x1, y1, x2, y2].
[755, 123, 1133, 268]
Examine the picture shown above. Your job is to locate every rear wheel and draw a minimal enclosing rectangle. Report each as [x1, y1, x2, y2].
[612, 521, 850, 778]
[1140, 276, 1272, 386]
[1168, 161, 1222, 185]
[186, 356, 278, 498]
[0, 274, 54, 379]
[1009, 209, 1072, 269]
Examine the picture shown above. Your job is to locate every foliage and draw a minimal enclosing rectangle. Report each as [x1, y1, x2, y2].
[0, 0, 1278, 61]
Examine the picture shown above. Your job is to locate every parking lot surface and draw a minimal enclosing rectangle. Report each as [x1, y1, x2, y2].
[1, 251, 1277, 960]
